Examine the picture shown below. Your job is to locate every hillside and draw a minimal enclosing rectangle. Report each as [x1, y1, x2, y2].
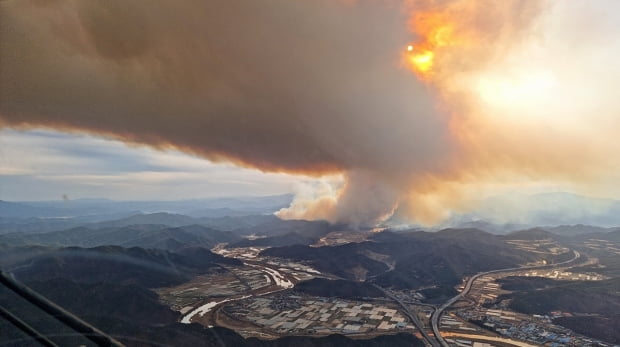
[497, 276, 576, 291]
[261, 243, 389, 281]
[263, 229, 552, 296]
[503, 228, 558, 241]
[596, 229, 620, 242]
[234, 219, 332, 238]
[91, 212, 198, 228]
[0, 224, 241, 251]
[197, 214, 279, 231]
[372, 229, 551, 289]
[0, 201, 64, 218]
[498, 277, 620, 343]
[2, 245, 240, 288]
[0, 276, 422, 346]
[504, 277, 620, 316]
[0, 244, 240, 346]
[553, 315, 620, 344]
[544, 224, 619, 237]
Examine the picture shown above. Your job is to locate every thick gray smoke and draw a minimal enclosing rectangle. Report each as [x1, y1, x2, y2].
[0, 0, 455, 226]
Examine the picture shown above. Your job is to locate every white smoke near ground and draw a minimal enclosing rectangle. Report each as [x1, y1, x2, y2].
[278, 171, 401, 227]
[276, 176, 342, 223]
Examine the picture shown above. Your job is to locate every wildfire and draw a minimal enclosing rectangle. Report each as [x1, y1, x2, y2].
[404, 6, 464, 79]
[406, 47, 435, 74]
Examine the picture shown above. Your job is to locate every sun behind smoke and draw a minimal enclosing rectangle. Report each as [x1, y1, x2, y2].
[404, 8, 462, 79]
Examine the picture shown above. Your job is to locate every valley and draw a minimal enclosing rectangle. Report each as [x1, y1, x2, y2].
[1, 199, 619, 346]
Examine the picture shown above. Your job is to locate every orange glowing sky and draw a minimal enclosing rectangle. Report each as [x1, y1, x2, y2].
[394, 0, 620, 224]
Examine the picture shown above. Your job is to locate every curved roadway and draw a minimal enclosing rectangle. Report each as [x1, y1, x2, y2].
[372, 284, 440, 347]
[430, 250, 581, 347]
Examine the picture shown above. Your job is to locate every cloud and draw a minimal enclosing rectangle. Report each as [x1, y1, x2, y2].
[2, 0, 619, 226]
[0, 130, 300, 201]
[0, 0, 454, 225]
[425, 0, 620, 195]
[0, 0, 448, 172]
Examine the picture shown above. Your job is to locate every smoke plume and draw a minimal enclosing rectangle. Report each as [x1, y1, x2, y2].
[2, 0, 619, 226]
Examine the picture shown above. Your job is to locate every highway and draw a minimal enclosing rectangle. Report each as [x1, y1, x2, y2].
[372, 284, 440, 347]
[430, 250, 581, 347]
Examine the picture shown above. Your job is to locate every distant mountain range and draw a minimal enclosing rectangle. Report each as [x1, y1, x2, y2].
[0, 212, 335, 251]
[5, 192, 620, 235]
[0, 224, 241, 251]
[0, 194, 293, 219]
[442, 192, 620, 231]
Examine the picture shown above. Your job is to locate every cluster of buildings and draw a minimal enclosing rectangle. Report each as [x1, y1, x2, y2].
[455, 304, 612, 346]
[224, 294, 415, 335]
[520, 269, 605, 281]
[497, 320, 607, 346]
[450, 257, 614, 347]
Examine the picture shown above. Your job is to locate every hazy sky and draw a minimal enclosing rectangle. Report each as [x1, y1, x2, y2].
[2, 0, 620, 226]
[0, 129, 301, 201]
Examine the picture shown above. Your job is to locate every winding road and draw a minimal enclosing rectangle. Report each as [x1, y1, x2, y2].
[430, 250, 581, 347]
